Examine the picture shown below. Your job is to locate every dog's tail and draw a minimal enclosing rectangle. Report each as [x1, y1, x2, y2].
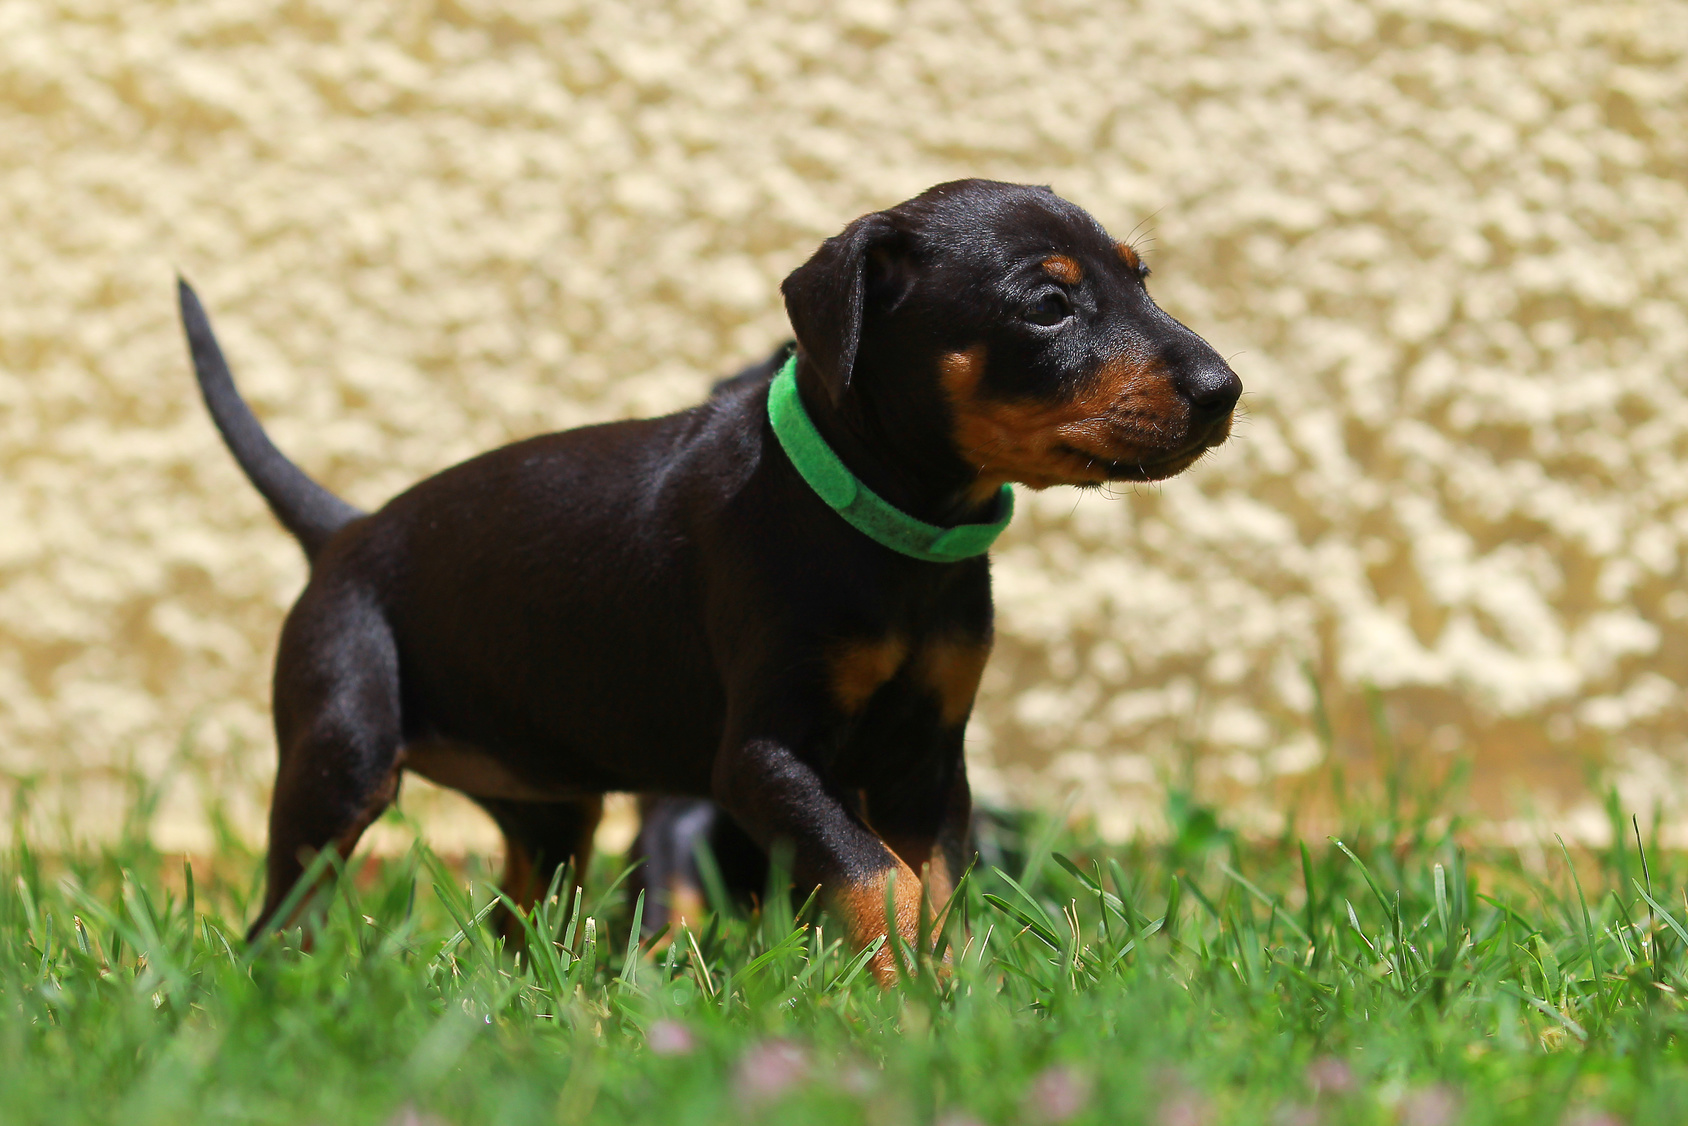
[177, 278, 365, 562]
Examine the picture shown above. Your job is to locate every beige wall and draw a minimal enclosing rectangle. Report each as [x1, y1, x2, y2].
[2, 0, 1685, 850]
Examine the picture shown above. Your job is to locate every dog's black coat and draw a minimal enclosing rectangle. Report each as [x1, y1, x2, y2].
[180, 179, 1239, 976]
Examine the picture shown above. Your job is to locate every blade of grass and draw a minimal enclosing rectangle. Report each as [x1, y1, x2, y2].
[1300, 842, 1320, 966]
[1162, 875, 1183, 946]
[684, 925, 716, 999]
[691, 837, 731, 919]
[1330, 838, 1393, 916]
[1219, 861, 1311, 947]
[618, 890, 646, 988]
[1498, 982, 1588, 1042]
[1632, 880, 1688, 949]
[834, 935, 885, 991]
[1556, 835, 1608, 1024]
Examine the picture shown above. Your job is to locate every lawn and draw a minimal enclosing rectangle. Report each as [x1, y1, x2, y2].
[3, 765, 1683, 1125]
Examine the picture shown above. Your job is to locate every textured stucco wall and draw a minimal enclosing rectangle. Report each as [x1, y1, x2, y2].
[2, 0, 1685, 850]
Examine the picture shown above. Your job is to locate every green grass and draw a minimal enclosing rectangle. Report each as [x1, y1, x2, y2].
[4, 773, 1688, 1125]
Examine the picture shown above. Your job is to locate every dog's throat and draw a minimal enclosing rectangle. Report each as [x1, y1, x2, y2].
[767, 356, 1013, 562]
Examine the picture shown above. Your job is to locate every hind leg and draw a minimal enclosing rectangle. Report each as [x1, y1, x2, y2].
[248, 588, 404, 942]
[632, 797, 768, 936]
[476, 797, 603, 947]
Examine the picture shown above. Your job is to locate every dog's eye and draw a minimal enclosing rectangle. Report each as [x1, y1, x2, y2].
[1024, 291, 1071, 327]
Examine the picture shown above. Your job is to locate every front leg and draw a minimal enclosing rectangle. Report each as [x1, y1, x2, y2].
[867, 759, 971, 933]
[862, 631, 988, 937]
[712, 726, 923, 986]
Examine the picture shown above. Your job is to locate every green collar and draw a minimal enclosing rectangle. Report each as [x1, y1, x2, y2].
[766, 355, 1014, 562]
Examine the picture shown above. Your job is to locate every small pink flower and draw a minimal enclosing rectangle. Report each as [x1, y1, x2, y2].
[835, 1060, 880, 1096]
[1561, 1111, 1624, 1126]
[1022, 1065, 1092, 1123]
[1399, 1085, 1460, 1126]
[1305, 1056, 1357, 1097]
[647, 1019, 695, 1057]
[735, 1039, 810, 1103]
[1273, 1105, 1320, 1126]
[1159, 1092, 1211, 1126]
[385, 1106, 447, 1126]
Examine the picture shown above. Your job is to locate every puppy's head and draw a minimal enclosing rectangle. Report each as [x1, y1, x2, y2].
[783, 180, 1241, 501]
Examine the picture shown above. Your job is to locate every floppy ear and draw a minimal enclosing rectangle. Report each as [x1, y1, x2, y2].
[781, 212, 904, 405]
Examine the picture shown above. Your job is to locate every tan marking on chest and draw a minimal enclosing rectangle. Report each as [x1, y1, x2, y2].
[1042, 254, 1083, 284]
[829, 635, 910, 714]
[914, 636, 992, 727]
[940, 345, 1179, 502]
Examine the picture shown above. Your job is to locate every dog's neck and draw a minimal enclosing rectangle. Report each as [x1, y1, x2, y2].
[794, 357, 999, 530]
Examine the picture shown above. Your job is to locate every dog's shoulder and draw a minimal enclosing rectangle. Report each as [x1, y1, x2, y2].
[705, 343, 792, 403]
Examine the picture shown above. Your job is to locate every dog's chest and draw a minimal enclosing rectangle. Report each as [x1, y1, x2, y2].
[826, 632, 990, 730]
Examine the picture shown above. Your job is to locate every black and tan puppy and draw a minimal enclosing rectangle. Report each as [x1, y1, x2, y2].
[179, 179, 1239, 982]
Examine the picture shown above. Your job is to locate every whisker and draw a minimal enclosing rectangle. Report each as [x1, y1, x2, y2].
[1123, 210, 1163, 247]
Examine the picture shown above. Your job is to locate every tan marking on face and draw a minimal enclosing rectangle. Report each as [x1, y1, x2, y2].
[1116, 241, 1142, 271]
[914, 635, 992, 727]
[940, 346, 1199, 502]
[829, 635, 910, 714]
[1041, 254, 1083, 284]
[831, 858, 924, 985]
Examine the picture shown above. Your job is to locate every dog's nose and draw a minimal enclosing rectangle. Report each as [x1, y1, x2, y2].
[1177, 354, 1241, 419]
